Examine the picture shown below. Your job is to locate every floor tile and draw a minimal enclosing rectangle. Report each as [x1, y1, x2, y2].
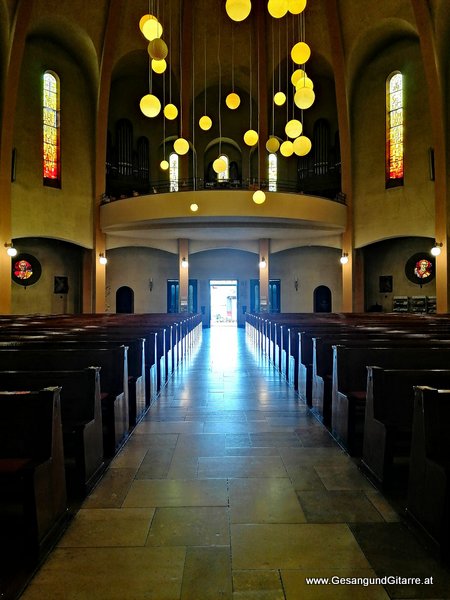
[181, 546, 232, 600]
[231, 523, 371, 570]
[81, 467, 136, 508]
[297, 490, 385, 523]
[147, 507, 230, 546]
[232, 570, 284, 600]
[198, 456, 289, 478]
[123, 478, 229, 508]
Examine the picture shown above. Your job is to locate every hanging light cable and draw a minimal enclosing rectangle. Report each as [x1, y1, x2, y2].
[226, 23, 241, 109]
[174, 0, 189, 155]
[244, 22, 258, 148]
[164, 0, 177, 119]
[274, 19, 286, 106]
[253, 22, 265, 205]
[199, 30, 212, 130]
[213, 0, 227, 174]
[266, 17, 280, 153]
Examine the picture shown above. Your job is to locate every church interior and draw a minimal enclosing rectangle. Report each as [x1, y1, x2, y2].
[1, 0, 450, 598]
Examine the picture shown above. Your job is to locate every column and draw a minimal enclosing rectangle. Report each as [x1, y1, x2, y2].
[179, 238, 189, 312]
[259, 238, 270, 311]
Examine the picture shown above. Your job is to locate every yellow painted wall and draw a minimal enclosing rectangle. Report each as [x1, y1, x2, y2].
[11, 37, 94, 248]
[352, 38, 435, 248]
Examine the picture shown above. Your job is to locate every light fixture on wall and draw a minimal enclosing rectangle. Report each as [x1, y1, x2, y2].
[259, 257, 267, 268]
[294, 277, 298, 291]
[99, 252, 108, 265]
[181, 257, 189, 268]
[4, 242, 17, 257]
[340, 252, 349, 265]
[149, 278, 153, 291]
[431, 242, 443, 257]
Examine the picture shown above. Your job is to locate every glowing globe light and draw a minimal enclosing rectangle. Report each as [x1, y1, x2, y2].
[160, 159, 169, 170]
[431, 244, 442, 256]
[190, 203, 199, 212]
[148, 38, 168, 60]
[253, 190, 266, 204]
[142, 15, 163, 41]
[225, 0, 252, 22]
[244, 129, 258, 146]
[280, 140, 294, 157]
[164, 103, 178, 120]
[173, 137, 189, 155]
[296, 76, 314, 90]
[213, 157, 227, 173]
[291, 68, 306, 86]
[140, 93, 161, 118]
[266, 137, 280, 153]
[152, 59, 167, 74]
[274, 91, 286, 106]
[139, 14, 150, 32]
[340, 254, 349, 265]
[294, 87, 315, 109]
[288, 0, 307, 14]
[291, 41, 311, 65]
[293, 135, 312, 156]
[267, 0, 288, 18]
[226, 92, 241, 109]
[199, 115, 212, 130]
[285, 119, 302, 139]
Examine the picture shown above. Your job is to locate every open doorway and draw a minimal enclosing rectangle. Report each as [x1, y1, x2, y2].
[210, 280, 238, 327]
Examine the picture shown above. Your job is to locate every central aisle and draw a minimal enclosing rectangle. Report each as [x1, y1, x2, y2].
[20, 328, 450, 600]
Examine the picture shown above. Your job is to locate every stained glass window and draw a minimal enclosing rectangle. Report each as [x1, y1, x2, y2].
[268, 153, 277, 191]
[386, 72, 403, 186]
[43, 71, 60, 185]
[217, 155, 229, 181]
[169, 152, 179, 192]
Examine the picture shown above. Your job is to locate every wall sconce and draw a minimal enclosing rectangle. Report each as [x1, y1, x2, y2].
[259, 257, 267, 268]
[294, 277, 299, 291]
[340, 252, 349, 265]
[431, 242, 443, 257]
[181, 257, 189, 268]
[99, 252, 108, 265]
[4, 242, 17, 257]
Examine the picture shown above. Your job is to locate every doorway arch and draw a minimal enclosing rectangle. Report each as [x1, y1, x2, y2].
[313, 285, 332, 312]
[116, 286, 134, 313]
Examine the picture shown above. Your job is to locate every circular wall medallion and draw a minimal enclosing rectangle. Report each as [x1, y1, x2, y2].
[405, 253, 435, 285]
[11, 254, 42, 287]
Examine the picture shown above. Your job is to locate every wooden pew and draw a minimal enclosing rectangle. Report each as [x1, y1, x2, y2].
[362, 368, 450, 488]
[407, 386, 450, 562]
[0, 346, 129, 457]
[0, 368, 103, 498]
[0, 388, 67, 558]
[331, 346, 450, 456]
[0, 337, 146, 429]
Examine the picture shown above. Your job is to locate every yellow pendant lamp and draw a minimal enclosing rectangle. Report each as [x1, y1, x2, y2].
[152, 59, 167, 74]
[174, 138, 189, 155]
[266, 137, 280, 153]
[274, 91, 286, 106]
[226, 92, 241, 110]
[293, 135, 312, 156]
[291, 41, 311, 65]
[225, 0, 252, 22]
[148, 38, 168, 61]
[164, 104, 178, 120]
[199, 115, 212, 130]
[288, 0, 307, 14]
[244, 129, 259, 146]
[253, 190, 266, 204]
[280, 140, 294, 157]
[141, 15, 163, 41]
[140, 94, 161, 118]
[285, 119, 302, 139]
[160, 159, 169, 170]
[267, 0, 288, 19]
[213, 157, 227, 173]
[294, 87, 315, 109]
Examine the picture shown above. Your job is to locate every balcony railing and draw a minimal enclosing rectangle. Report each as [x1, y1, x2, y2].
[103, 173, 344, 205]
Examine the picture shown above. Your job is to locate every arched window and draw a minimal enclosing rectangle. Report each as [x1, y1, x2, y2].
[43, 71, 61, 186]
[217, 154, 229, 181]
[386, 71, 404, 187]
[268, 153, 277, 191]
[169, 152, 179, 192]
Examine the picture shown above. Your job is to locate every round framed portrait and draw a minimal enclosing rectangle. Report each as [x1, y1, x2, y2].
[405, 253, 435, 285]
[11, 254, 42, 287]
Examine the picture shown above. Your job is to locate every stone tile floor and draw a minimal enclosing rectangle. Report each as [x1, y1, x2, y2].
[18, 327, 450, 599]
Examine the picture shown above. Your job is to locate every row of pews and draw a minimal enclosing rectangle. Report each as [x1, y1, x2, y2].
[246, 311, 450, 563]
[0, 312, 202, 587]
